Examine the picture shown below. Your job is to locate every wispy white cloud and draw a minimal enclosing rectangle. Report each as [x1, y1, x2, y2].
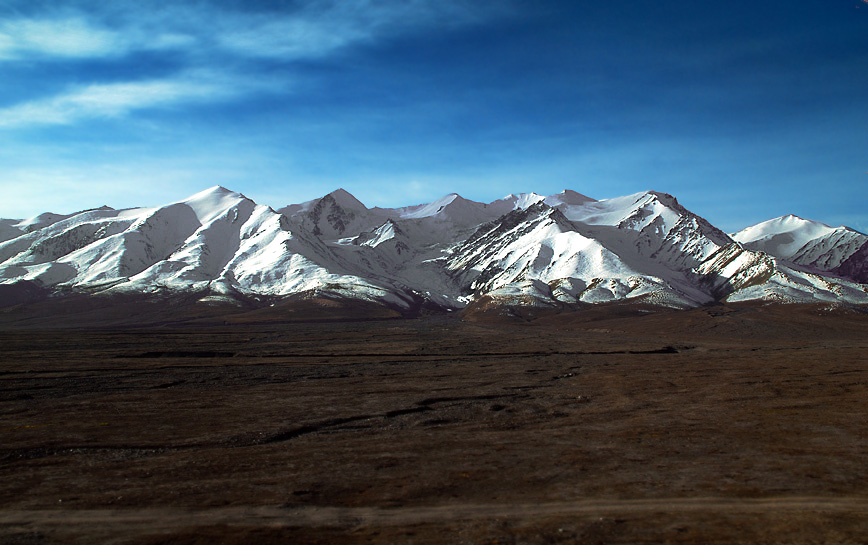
[218, 15, 367, 60]
[0, 1, 506, 62]
[216, 1, 502, 60]
[0, 16, 125, 60]
[0, 70, 278, 128]
[0, 11, 202, 61]
[0, 1, 504, 127]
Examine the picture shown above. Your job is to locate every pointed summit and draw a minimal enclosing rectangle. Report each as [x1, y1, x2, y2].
[398, 193, 483, 220]
[180, 185, 250, 223]
[325, 188, 368, 211]
[496, 193, 546, 211]
[283, 188, 387, 239]
[545, 189, 596, 207]
[191, 185, 239, 197]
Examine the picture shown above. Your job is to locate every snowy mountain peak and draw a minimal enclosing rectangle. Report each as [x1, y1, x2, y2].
[15, 212, 75, 233]
[464, 201, 570, 246]
[1, 186, 867, 311]
[193, 185, 241, 198]
[504, 193, 547, 209]
[734, 215, 835, 249]
[398, 193, 483, 221]
[180, 186, 252, 224]
[482, 193, 545, 218]
[617, 191, 686, 220]
[490, 190, 596, 216]
[733, 214, 868, 275]
[747, 214, 861, 235]
[646, 190, 678, 204]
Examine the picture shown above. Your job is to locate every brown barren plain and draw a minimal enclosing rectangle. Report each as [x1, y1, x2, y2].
[1, 297, 867, 544]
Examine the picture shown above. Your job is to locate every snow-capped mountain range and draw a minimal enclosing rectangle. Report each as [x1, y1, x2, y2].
[1, 186, 867, 310]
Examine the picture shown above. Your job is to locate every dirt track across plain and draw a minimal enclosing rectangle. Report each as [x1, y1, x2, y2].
[4, 496, 868, 544]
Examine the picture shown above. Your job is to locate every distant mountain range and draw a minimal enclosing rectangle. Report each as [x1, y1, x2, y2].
[1, 186, 866, 311]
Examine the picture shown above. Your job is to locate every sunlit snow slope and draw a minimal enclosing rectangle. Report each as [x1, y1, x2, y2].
[0, 187, 411, 308]
[733, 215, 868, 274]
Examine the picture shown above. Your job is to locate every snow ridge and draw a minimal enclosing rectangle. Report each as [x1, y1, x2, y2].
[733, 215, 868, 273]
[1, 186, 867, 310]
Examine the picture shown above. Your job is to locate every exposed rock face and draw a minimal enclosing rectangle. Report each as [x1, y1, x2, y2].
[833, 241, 868, 284]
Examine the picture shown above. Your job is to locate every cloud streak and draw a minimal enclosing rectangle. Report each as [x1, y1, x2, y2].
[0, 1, 502, 62]
[0, 16, 123, 60]
[0, 1, 504, 127]
[0, 70, 278, 128]
[215, 1, 502, 60]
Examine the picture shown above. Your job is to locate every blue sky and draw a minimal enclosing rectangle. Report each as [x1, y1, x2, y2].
[1, 0, 866, 232]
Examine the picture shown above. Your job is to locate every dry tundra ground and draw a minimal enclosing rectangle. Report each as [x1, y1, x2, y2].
[1, 299, 867, 544]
